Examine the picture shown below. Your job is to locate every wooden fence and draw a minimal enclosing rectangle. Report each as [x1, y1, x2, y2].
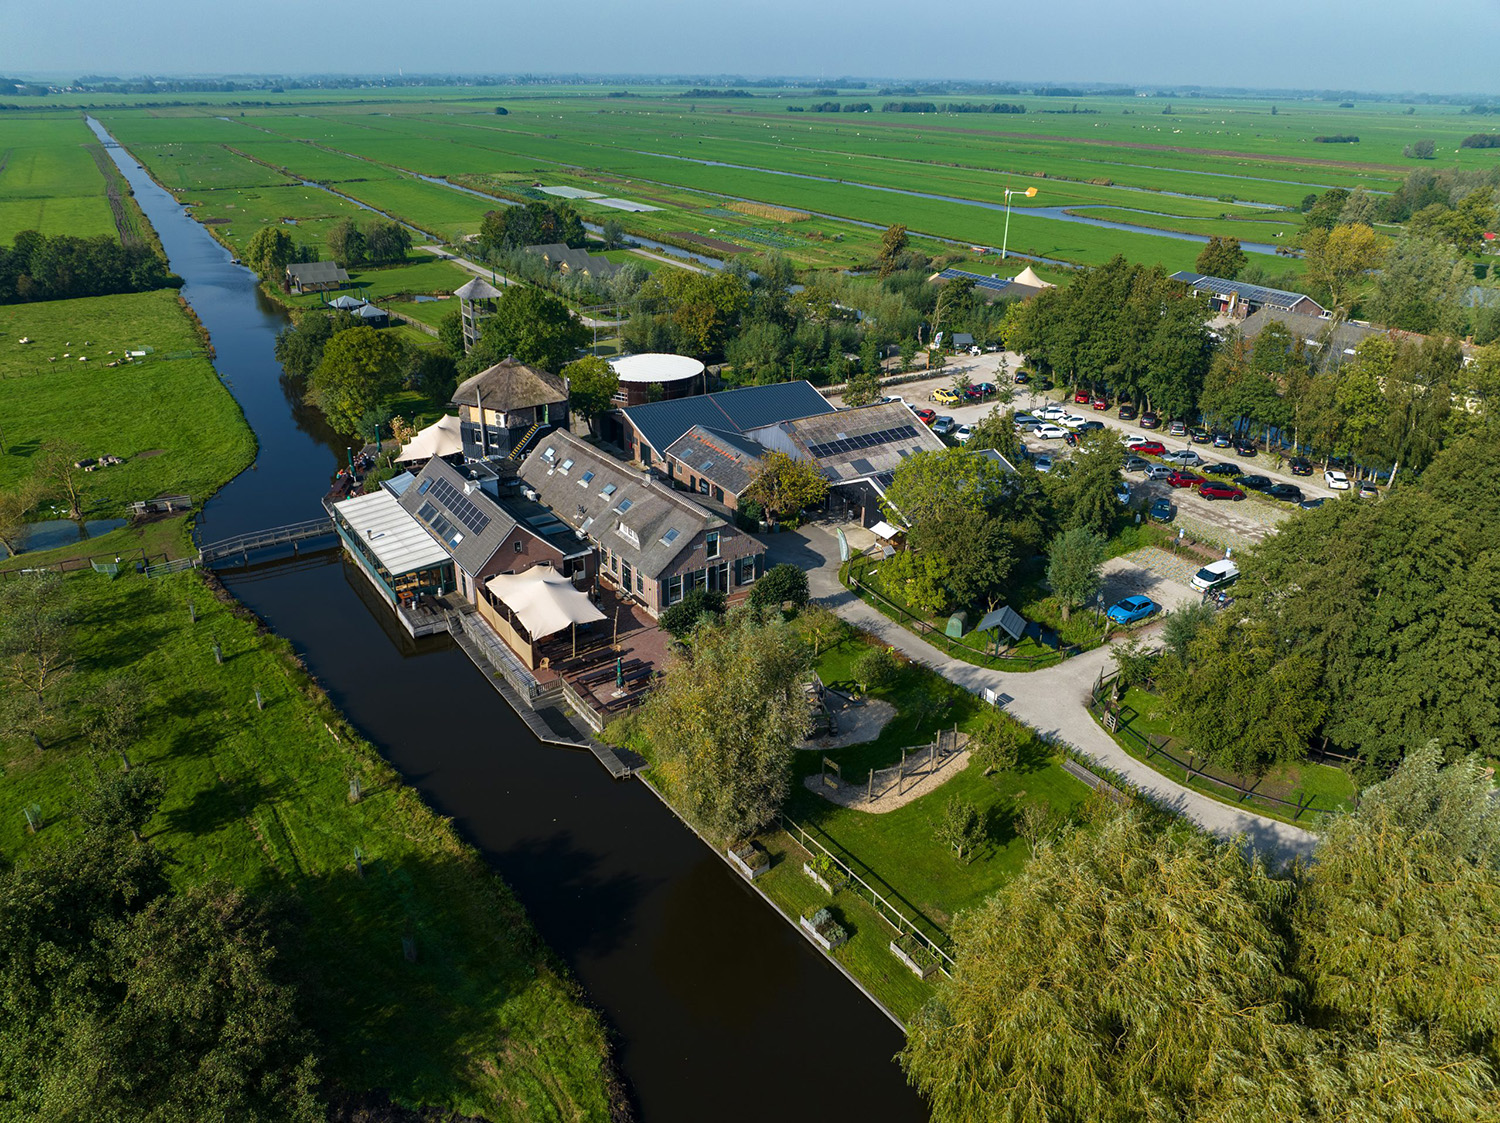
[1, 548, 171, 579]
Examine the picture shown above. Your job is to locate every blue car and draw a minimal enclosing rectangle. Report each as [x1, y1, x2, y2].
[1149, 496, 1175, 522]
[1107, 595, 1161, 625]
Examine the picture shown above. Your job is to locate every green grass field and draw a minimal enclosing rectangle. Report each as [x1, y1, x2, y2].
[0, 291, 256, 516]
[0, 114, 119, 241]
[0, 568, 614, 1118]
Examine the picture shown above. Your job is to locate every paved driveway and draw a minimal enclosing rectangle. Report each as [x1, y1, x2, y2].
[770, 525, 1317, 862]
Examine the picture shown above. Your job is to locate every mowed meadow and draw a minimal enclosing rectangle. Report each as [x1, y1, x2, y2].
[0, 114, 121, 241]
[84, 87, 1500, 273]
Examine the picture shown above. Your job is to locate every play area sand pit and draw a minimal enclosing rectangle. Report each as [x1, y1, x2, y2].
[799, 690, 896, 751]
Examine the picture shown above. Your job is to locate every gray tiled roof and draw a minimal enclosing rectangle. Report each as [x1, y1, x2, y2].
[524, 243, 621, 278]
[774, 401, 945, 484]
[285, 261, 348, 285]
[1239, 308, 1376, 359]
[451, 357, 568, 413]
[519, 429, 725, 580]
[398, 458, 519, 577]
[663, 425, 765, 496]
[623, 380, 835, 458]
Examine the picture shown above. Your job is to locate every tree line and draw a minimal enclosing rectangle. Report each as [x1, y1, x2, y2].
[0, 230, 175, 304]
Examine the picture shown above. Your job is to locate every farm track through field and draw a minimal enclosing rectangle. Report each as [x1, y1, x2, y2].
[85, 142, 141, 246]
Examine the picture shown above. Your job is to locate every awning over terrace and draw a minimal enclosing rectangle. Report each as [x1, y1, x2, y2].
[395, 415, 463, 463]
[486, 565, 605, 639]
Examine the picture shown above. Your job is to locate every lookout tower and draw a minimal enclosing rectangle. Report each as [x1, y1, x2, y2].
[454, 277, 504, 353]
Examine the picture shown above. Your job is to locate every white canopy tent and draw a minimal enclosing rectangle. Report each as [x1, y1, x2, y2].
[395, 415, 464, 463]
[1013, 265, 1054, 289]
[486, 565, 605, 639]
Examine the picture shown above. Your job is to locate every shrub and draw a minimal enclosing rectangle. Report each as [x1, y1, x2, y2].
[659, 589, 726, 640]
[748, 563, 809, 612]
[851, 645, 899, 691]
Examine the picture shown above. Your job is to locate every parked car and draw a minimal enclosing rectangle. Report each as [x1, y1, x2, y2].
[1268, 483, 1304, 502]
[1189, 427, 1211, 444]
[1013, 413, 1041, 427]
[955, 425, 974, 444]
[1205, 462, 1243, 477]
[1124, 433, 1150, 447]
[1149, 497, 1175, 521]
[1036, 378, 1054, 391]
[915, 408, 937, 425]
[931, 416, 957, 435]
[1075, 420, 1105, 433]
[1190, 558, 1240, 593]
[1074, 389, 1092, 404]
[1324, 468, 1351, 490]
[1167, 470, 1206, 489]
[1114, 480, 1132, 505]
[933, 387, 962, 406]
[1123, 455, 1150, 473]
[1212, 431, 1233, 448]
[1140, 411, 1161, 429]
[962, 386, 985, 402]
[973, 381, 997, 397]
[1037, 404, 1070, 421]
[1106, 595, 1160, 625]
[1198, 481, 1246, 501]
[1092, 395, 1110, 411]
[1357, 481, 1380, 499]
[1117, 403, 1139, 421]
[1168, 420, 1188, 437]
[1013, 371, 1030, 385]
[1033, 454, 1056, 472]
[1033, 423, 1067, 439]
[1060, 413, 1093, 429]
[1300, 497, 1326, 510]
[1239, 474, 1274, 493]
[881, 395, 906, 406]
[1162, 449, 1204, 466]
[1134, 440, 1167, 456]
[1144, 464, 1175, 481]
[1233, 437, 1258, 457]
[1289, 456, 1313, 476]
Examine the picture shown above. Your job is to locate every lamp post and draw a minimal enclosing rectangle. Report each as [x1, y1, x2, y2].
[1001, 186, 1038, 260]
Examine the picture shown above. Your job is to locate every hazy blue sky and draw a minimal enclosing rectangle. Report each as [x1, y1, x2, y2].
[3, 0, 1498, 94]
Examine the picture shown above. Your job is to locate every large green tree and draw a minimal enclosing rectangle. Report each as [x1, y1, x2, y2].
[307, 326, 407, 434]
[464, 286, 589, 374]
[1195, 234, 1247, 279]
[560, 355, 619, 433]
[243, 226, 293, 284]
[740, 450, 829, 521]
[640, 611, 811, 840]
[1044, 526, 1104, 622]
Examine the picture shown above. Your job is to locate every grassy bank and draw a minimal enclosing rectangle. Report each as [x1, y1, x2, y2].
[1, 567, 617, 1119]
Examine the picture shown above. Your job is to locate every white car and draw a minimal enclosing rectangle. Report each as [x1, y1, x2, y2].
[1034, 423, 1067, 439]
[1036, 404, 1070, 421]
[1191, 558, 1241, 593]
[1123, 433, 1151, 448]
[955, 425, 974, 444]
[1114, 480, 1131, 505]
[1325, 469, 1351, 490]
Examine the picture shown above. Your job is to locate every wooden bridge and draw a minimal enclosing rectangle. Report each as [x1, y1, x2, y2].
[198, 518, 336, 565]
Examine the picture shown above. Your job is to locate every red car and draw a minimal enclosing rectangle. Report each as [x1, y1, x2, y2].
[1134, 440, 1166, 456]
[1198, 481, 1246, 501]
[1074, 390, 1092, 404]
[1092, 396, 1109, 411]
[914, 408, 937, 425]
[1167, 470, 1205, 489]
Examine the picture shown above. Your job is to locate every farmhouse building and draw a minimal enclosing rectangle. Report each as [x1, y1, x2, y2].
[285, 261, 349, 294]
[1170, 271, 1326, 319]
[451, 357, 570, 462]
[661, 425, 766, 511]
[524, 243, 620, 280]
[518, 429, 766, 617]
[613, 380, 836, 468]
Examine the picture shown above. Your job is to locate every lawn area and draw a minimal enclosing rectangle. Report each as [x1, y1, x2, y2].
[1104, 683, 1358, 824]
[0, 115, 119, 242]
[0, 568, 615, 1119]
[281, 257, 471, 322]
[0, 291, 256, 517]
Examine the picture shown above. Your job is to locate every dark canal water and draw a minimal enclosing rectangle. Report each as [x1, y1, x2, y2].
[86, 119, 924, 1122]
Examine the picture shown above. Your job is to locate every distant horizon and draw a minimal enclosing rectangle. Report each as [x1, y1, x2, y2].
[3, 0, 1498, 97]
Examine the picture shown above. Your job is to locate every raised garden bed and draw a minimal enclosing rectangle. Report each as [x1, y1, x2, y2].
[726, 840, 770, 880]
[802, 854, 849, 894]
[799, 906, 849, 952]
[889, 934, 942, 980]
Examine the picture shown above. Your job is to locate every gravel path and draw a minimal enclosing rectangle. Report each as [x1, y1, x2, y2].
[771, 526, 1318, 861]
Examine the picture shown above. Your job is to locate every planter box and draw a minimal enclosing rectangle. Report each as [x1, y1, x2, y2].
[889, 939, 940, 980]
[800, 914, 848, 952]
[802, 861, 847, 894]
[726, 846, 769, 880]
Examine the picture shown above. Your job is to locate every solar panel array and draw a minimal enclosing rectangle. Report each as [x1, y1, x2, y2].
[427, 478, 491, 536]
[806, 424, 919, 460]
[937, 268, 1014, 293]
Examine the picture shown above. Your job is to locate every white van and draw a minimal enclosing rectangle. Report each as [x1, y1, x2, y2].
[1191, 558, 1240, 593]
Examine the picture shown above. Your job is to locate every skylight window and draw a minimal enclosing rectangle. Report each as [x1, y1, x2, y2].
[417, 479, 433, 495]
[700, 460, 715, 471]
[541, 446, 556, 461]
[600, 483, 617, 498]
[579, 470, 595, 486]
[615, 498, 633, 514]
[559, 458, 574, 473]
[660, 527, 680, 546]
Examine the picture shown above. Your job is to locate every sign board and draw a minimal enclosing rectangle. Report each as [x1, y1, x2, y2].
[835, 527, 850, 563]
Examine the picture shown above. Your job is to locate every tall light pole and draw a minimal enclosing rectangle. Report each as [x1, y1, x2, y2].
[1001, 186, 1038, 260]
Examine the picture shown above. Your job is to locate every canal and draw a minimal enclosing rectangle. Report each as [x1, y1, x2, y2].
[86, 119, 925, 1121]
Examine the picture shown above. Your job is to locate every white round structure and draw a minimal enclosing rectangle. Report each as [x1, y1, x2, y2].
[609, 353, 705, 385]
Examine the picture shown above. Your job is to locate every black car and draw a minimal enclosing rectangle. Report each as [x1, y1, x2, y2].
[1268, 483, 1304, 502]
[1233, 438, 1258, 457]
[1123, 455, 1149, 473]
[1149, 497, 1175, 522]
[1140, 412, 1161, 429]
[1300, 497, 1326, 510]
[1288, 456, 1313, 476]
[1239, 474, 1274, 493]
[1076, 420, 1105, 432]
[1014, 371, 1030, 385]
[1190, 427, 1211, 443]
[1206, 462, 1243, 477]
[1117, 403, 1139, 421]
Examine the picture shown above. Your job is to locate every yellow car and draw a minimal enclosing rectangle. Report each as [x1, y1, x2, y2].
[933, 387, 962, 406]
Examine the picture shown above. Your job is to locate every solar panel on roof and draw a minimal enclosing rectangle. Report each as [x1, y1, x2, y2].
[806, 422, 922, 460]
[427, 478, 491, 536]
